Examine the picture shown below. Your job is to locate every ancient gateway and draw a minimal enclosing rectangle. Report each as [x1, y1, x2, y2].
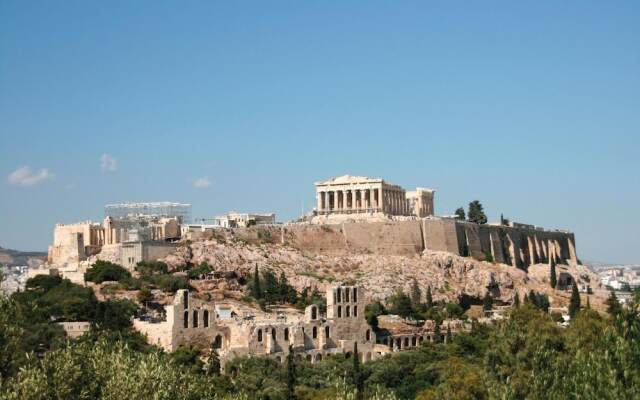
[315, 175, 434, 218]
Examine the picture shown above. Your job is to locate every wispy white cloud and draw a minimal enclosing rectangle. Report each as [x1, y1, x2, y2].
[7, 166, 52, 186]
[100, 154, 117, 172]
[192, 177, 211, 188]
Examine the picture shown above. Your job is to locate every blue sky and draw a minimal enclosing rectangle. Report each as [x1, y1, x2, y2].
[1, 1, 638, 263]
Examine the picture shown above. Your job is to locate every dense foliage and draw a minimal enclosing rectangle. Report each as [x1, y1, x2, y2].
[2, 276, 640, 399]
[85, 261, 131, 283]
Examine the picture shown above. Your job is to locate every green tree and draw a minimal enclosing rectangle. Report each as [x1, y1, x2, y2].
[353, 342, 364, 400]
[250, 265, 262, 299]
[434, 323, 442, 343]
[85, 260, 131, 283]
[205, 348, 221, 376]
[467, 200, 487, 224]
[454, 207, 466, 220]
[513, 292, 520, 307]
[446, 324, 452, 342]
[364, 301, 386, 329]
[550, 260, 557, 289]
[569, 282, 581, 318]
[388, 290, 413, 318]
[410, 278, 422, 308]
[606, 290, 622, 316]
[426, 285, 433, 309]
[286, 345, 296, 400]
[483, 292, 493, 311]
[278, 271, 289, 303]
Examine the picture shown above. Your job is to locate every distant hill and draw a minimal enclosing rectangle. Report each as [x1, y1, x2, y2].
[0, 246, 46, 267]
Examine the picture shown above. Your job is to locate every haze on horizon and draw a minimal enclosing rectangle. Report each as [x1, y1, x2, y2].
[1, 1, 638, 264]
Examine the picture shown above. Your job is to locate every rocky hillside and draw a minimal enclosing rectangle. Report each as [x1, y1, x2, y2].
[164, 237, 608, 312]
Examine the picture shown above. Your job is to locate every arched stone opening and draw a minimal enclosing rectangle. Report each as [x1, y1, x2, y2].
[213, 335, 223, 349]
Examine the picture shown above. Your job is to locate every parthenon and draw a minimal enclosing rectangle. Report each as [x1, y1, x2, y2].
[315, 175, 434, 218]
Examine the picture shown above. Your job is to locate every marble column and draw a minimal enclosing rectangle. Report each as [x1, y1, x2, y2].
[317, 192, 322, 212]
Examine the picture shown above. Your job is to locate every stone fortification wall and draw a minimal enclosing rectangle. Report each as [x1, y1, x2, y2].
[225, 219, 578, 268]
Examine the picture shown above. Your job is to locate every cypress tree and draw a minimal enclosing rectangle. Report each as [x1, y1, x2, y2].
[251, 264, 262, 299]
[205, 348, 221, 376]
[446, 324, 452, 343]
[286, 345, 296, 400]
[410, 278, 422, 308]
[550, 261, 557, 289]
[513, 292, 520, 307]
[278, 271, 289, 303]
[568, 282, 581, 318]
[434, 322, 442, 343]
[426, 285, 433, 309]
[353, 342, 364, 400]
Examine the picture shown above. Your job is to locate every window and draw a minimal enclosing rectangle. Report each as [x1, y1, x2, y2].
[257, 329, 263, 342]
[404, 337, 409, 347]
[337, 306, 342, 318]
[312, 326, 318, 339]
[213, 335, 222, 349]
[346, 305, 350, 317]
[337, 289, 341, 303]
[353, 288, 357, 302]
[183, 311, 188, 328]
[203, 310, 209, 328]
[325, 326, 330, 338]
[183, 291, 189, 309]
[366, 329, 371, 341]
[345, 288, 350, 302]
[193, 310, 198, 328]
[272, 328, 276, 340]
[311, 306, 317, 320]
[284, 328, 289, 341]
[412, 337, 417, 346]
[353, 306, 357, 317]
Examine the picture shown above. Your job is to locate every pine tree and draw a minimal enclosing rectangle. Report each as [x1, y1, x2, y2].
[550, 261, 557, 289]
[454, 207, 466, 220]
[568, 282, 581, 318]
[251, 265, 262, 299]
[513, 292, 520, 307]
[446, 324, 452, 343]
[410, 278, 422, 308]
[286, 345, 296, 400]
[467, 200, 488, 224]
[353, 342, 364, 400]
[426, 285, 433, 309]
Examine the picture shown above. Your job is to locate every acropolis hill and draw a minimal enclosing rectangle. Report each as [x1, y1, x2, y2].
[29, 175, 606, 363]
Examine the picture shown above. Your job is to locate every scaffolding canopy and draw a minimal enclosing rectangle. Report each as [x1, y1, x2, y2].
[104, 202, 192, 223]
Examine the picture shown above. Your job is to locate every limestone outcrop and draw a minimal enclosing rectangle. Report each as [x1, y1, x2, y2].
[162, 238, 604, 309]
